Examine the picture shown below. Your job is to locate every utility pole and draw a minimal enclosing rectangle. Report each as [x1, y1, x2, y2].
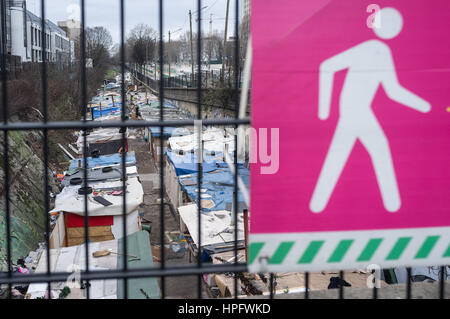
[221, 0, 230, 82]
[209, 13, 213, 71]
[146, 43, 148, 73]
[168, 28, 182, 82]
[168, 30, 171, 80]
[189, 10, 195, 85]
[154, 37, 157, 85]
[210, 14, 213, 39]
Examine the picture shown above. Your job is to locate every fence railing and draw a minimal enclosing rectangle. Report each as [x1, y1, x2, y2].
[131, 64, 241, 89]
[0, 0, 446, 300]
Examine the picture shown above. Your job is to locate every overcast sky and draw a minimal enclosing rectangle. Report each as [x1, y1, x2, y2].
[26, 0, 239, 44]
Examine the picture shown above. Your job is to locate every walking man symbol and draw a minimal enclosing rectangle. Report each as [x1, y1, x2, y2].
[310, 8, 431, 213]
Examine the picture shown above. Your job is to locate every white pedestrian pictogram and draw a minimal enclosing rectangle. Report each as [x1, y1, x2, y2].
[310, 8, 431, 213]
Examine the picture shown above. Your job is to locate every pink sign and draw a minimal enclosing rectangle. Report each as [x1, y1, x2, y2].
[250, 0, 450, 271]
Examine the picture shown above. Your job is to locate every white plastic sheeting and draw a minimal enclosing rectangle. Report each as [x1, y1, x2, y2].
[168, 127, 236, 153]
[49, 177, 143, 217]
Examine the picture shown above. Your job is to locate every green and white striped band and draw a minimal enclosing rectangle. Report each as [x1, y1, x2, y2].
[248, 227, 450, 273]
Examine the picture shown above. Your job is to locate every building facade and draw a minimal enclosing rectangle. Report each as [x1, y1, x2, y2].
[58, 19, 81, 62]
[8, 0, 72, 64]
[57, 19, 81, 41]
[1, 0, 12, 55]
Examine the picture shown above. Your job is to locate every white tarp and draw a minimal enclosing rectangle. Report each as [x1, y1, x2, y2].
[27, 240, 119, 299]
[178, 204, 244, 247]
[49, 177, 143, 216]
[168, 128, 236, 153]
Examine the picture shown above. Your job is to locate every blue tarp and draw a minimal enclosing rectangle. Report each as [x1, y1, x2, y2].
[91, 106, 122, 119]
[166, 149, 220, 176]
[178, 166, 249, 212]
[149, 126, 188, 138]
[69, 152, 136, 170]
[106, 83, 117, 89]
[166, 149, 244, 176]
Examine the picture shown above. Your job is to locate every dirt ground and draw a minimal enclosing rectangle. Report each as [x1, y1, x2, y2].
[128, 130, 209, 298]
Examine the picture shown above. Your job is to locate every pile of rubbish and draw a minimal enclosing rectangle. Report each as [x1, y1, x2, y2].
[0, 242, 45, 299]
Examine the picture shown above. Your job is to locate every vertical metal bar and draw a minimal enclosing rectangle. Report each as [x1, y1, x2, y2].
[439, 266, 445, 299]
[406, 267, 412, 299]
[79, 0, 90, 299]
[269, 273, 274, 299]
[339, 270, 344, 299]
[158, 0, 166, 299]
[304, 272, 309, 299]
[233, 0, 240, 300]
[196, 0, 203, 300]
[40, 0, 52, 299]
[119, 0, 128, 299]
[0, 0, 12, 299]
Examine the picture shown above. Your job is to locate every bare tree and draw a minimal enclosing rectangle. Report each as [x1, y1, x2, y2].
[127, 24, 157, 69]
[85, 26, 113, 68]
[240, 13, 250, 62]
[210, 30, 224, 64]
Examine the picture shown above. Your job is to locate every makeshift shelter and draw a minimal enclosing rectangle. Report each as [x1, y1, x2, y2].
[61, 165, 138, 188]
[168, 128, 236, 153]
[177, 166, 249, 212]
[49, 177, 144, 248]
[26, 231, 160, 299]
[147, 126, 191, 163]
[69, 151, 136, 170]
[76, 128, 129, 156]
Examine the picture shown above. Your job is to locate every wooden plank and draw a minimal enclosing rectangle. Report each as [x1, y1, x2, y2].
[67, 235, 114, 247]
[212, 250, 246, 297]
[67, 226, 114, 238]
[166, 159, 183, 209]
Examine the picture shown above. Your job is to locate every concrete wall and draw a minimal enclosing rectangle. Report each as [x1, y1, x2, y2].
[163, 87, 237, 110]
[131, 69, 250, 118]
[169, 98, 237, 119]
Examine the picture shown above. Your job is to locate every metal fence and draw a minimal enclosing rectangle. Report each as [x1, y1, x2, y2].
[132, 67, 239, 90]
[0, 0, 447, 300]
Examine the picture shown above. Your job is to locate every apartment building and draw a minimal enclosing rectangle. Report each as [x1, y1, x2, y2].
[8, 0, 72, 64]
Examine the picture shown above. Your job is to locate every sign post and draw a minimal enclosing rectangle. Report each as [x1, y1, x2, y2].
[249, 0, 450, 273]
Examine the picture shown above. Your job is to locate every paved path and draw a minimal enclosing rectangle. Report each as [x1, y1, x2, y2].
[128, 131, 208, 298]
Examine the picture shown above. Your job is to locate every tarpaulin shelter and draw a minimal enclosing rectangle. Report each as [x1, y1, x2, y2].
[27, 231, 160, 299]
[69, 151, 136, 170]
[49, 177, 144, 248]
[178, 167, 249, 212]
[61, 165, 138, 188]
